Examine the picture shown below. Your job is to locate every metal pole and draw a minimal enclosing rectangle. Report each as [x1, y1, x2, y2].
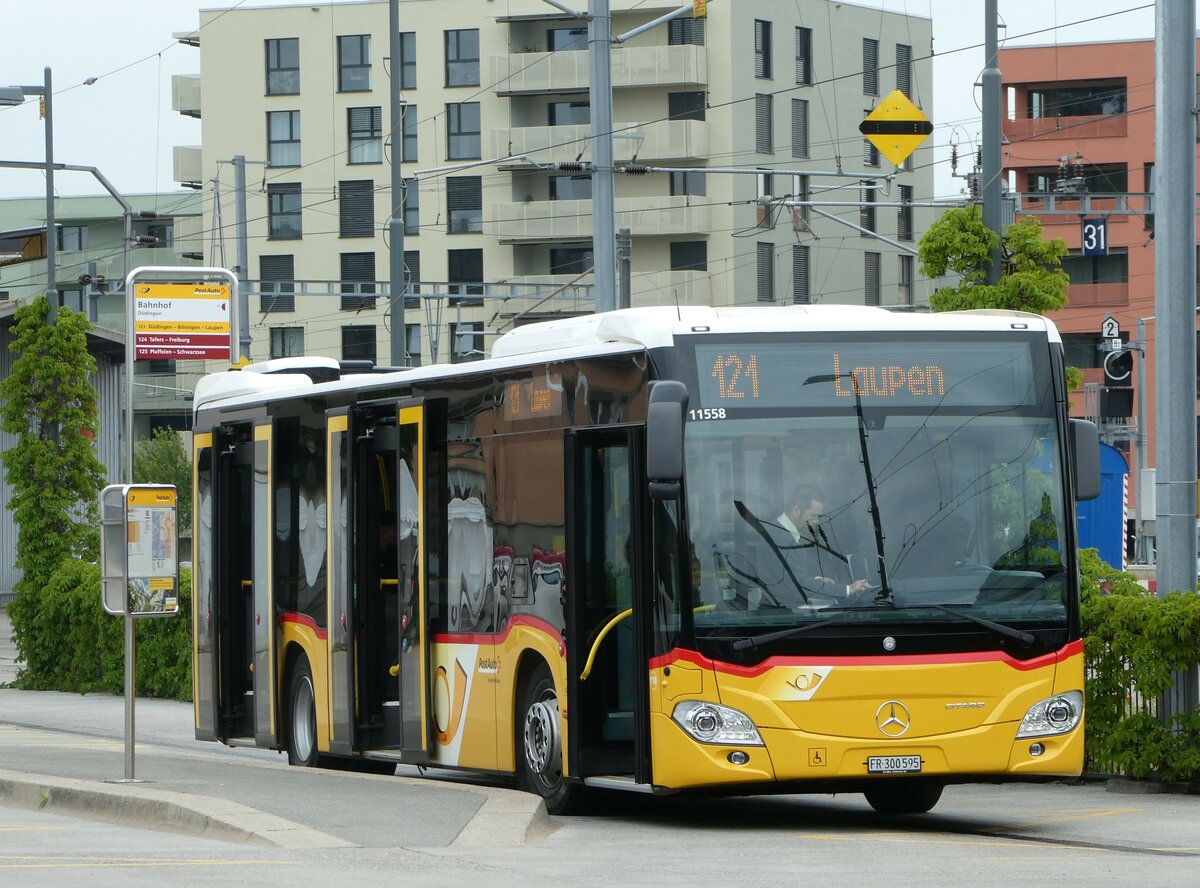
[123, 612, 136, 780]
[233, 155, 251, 362]
[1153, 0, 1197, 599]
[1134, 317, 1148, 564]
[981, 1, 1002, 284]
[388, 0, 406, 366]
[588, 0, 616, 312]
[43, 67, 57, 311]
[617, 227, 631, 309]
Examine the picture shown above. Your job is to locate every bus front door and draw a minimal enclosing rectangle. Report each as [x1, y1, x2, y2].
[351, 402, 430, 763]
[567, 428, 651, 785]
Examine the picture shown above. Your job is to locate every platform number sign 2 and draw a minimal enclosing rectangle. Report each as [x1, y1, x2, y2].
[1082, 218, 1108, 256]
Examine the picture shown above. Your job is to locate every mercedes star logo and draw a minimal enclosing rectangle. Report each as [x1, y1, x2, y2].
[875, 701, 912, 737]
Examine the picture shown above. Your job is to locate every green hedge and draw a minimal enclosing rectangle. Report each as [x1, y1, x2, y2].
[1080, 548, 1200, 783]
[7, 561, 192, 701]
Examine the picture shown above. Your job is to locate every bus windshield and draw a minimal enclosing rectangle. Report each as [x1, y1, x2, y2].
[679, 332, 1070, 652]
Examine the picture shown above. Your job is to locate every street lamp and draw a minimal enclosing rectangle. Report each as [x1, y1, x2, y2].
[0, 67, 56, 310]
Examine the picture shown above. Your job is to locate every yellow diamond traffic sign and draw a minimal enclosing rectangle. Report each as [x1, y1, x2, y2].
[859, 90, 932, 167]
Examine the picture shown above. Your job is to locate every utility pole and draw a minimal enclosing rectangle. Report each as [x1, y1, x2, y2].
[1153, 2, 1197, 601]
[981, 0, 1002, 284]
[617, 227, 631, 309]
[588, 0, 616, 312]
[232, 155, 251, 363]
[388, 0, 407, 365]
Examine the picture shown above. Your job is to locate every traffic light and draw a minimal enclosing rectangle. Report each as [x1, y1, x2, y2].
[1103, 348, 1133, 386]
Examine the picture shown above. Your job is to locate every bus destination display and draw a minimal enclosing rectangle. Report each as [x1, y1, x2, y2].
[694, 340, 1038, 409]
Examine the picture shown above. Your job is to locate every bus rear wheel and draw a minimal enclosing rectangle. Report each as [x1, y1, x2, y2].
[864, 780, 944, 815]
[286, 656, 320, 767]
[517, 663, 584, 814]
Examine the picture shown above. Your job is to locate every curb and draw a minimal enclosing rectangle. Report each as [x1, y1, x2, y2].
[0, 768, 356, 849]
[1105, 777, 1200, 796]
[450, 790, 554, 847]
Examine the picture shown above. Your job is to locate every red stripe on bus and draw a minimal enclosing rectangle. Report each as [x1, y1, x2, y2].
[649, 638, 1083, 676]
[279, 611, 328, 640]
[432, 614, 564, 649]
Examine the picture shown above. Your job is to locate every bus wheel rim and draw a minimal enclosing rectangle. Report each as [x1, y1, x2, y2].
[293, 675, 316, 762]
[523, 693, 560, 785]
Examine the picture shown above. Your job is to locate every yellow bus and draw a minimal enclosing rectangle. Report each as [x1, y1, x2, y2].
[191, 305, 1099, 815]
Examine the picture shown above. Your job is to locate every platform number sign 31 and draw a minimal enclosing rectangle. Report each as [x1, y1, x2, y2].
[1082, 218, 1108, 256]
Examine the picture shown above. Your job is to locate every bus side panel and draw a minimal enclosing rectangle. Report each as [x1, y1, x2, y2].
[193, 433, 217, 742]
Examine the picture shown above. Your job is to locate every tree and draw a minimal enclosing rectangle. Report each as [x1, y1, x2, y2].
[134, 427, 192, 545]
[1, 296, 109, 681]
[918, 206, 1070, 314]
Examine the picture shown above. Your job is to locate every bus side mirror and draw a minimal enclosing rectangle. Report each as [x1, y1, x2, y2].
[647, 381, 688, 500]
[1069, 418, 1100, 501]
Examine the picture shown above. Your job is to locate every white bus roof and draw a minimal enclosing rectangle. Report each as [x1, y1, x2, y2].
[193, 306, 1060, 412]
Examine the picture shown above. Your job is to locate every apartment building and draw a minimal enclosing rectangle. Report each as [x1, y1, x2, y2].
[1000, 39, 1164, 480]
[172, 0, 934, 366]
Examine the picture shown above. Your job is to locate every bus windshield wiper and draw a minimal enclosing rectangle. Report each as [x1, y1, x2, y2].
[917, 603, 1035, 648]
[730, 613, 854, 651]
[732, 500, 811, 604]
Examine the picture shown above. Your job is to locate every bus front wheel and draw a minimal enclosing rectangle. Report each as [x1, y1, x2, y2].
[517, 663, 583, 814]
[864, 780, 944, 815]
[286, 656, 320, 767]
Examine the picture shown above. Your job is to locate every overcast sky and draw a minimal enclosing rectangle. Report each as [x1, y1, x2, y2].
[0, 0, 1161, 205]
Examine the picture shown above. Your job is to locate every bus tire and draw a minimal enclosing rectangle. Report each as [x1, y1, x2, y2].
[517, 662, 584, 815]
[286, 656, 320, 767]
[864, 780, 944, 815]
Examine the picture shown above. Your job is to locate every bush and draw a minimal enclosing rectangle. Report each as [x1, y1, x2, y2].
[1080, 548, 1200, 782]
[10, 561, 192, 701]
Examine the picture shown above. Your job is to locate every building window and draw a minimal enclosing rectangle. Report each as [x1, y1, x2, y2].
[548, 100, 590, 125]
[404, 250, 421, 299]
[550, 246, 593, 275]
[860, 183, 876, 233]
[445, 29, 480, 87]
[898, 184, 913, 241]
[270, 326, 304, 358]
[668, 17, 704, 46]
[670, 241, 707, 272]
[1062, 333, 1108, 369]
[260, 254, 295, 313]
[1061, 250, 1129, 284]
[754, 20, 772, 79]
[451, 321, 484, 362]
[793, 173, 810, 224]
[669, 171, 706, 197]
[401, 104, 418, 161]
[793, 245, 810, 304]
[1028, 80, 1125, 118]
[267, 110, 301, 167]
[339, 180, 375, 238]
[896, 43, 912, 97]
[341, 325, 377, 363]
[863, 38, 879, 96]
[447, 176, 483, 233]
[898, 254, 914, 305]
[791, 98, 808, 158]
[548, 27, 587, 50]
[406, 323, 422, 366]
[399, 32, 416, 89]
[448, 248, 483, 304]
[58, 225, 88, 252]
[756, 242, 775, 301]
[337, 34, 371, 92]
[550, 174, 592, 200]
[340, 252, 377, 311]
[795, 27, 813, 86]
[668, 91, 706, 121]
[266, 37, 300, 95]
[863, 136, 880, 167]
[1026, 163, 1127, 195]
[447, 102, 481, 160]
[348, 106, 382, 164]
[403, 177, 420, 235]
[865, 252, 881, 305]
[755, 94, 773, 154]
[267, 184, 302, 239]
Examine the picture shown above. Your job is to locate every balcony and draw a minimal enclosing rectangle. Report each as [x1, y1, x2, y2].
[1064, 282, 1129, 308]
[492, 195, 710, 242]
[495, 119, 708, 165]
[492, 44, 706, 95]
[629, 270, 716, 307]
[1003, 114, 1126, 141]
[173, 146, 202, 186]
[172, 74, 200, 118]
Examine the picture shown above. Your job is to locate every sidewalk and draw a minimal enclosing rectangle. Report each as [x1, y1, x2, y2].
[0, 687, 549, 849]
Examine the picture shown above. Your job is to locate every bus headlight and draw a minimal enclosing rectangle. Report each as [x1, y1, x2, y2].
[1016, 690, 1084, 738]
[671, 700, 763, 746]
